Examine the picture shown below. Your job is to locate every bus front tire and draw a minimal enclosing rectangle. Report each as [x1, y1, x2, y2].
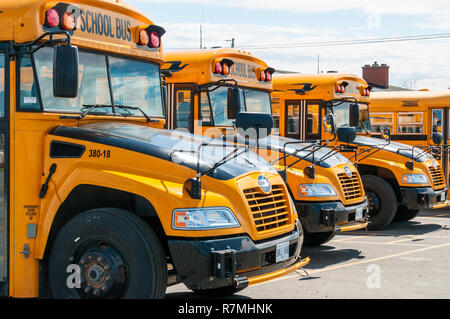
[362, 175, 397, 230]
[394, 206, 421, 222]
[48, 208, 167, 299]
[303, 230, 336, 246]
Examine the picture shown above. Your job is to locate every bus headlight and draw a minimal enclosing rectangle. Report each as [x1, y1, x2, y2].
[172, 207, 240, 230]
[402, 174, 429, 185]
[299, 184, 336, 197]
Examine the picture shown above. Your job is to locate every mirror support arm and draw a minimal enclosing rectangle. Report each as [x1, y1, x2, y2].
[10, 31, 71, 56]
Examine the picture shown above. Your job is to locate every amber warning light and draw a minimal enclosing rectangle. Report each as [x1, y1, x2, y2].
[43, 3, 83, 32]
[213, 59, 234, 76]
[258, 67, 275, 82]
[136, 25, 166, 49]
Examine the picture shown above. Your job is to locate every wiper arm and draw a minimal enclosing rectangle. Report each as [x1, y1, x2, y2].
[59, 104, 158, 123]
[115, 105, 159, 123]
[59, 104, 113, 120]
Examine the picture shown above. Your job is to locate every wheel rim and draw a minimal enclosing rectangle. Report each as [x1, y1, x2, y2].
[365, 190, 381, 218]
[75, 241, 129, 298]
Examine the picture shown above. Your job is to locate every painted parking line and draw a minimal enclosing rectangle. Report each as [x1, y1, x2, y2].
[258, 241, 450, 286]
[332, 240, 433, 247]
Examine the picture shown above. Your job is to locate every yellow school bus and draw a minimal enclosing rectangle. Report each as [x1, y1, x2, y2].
[272, 73, 448, 230]
[163, 49, 369, 247]
[0, 0, 308, 298]
[370, 90, 450, 185]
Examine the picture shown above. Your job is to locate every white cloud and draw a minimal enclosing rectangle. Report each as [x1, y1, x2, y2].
[162, 21, 450, 90]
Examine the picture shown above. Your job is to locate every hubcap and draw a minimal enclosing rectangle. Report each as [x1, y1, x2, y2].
[366, 190, 380, 218]
[76, 242, 128, 298]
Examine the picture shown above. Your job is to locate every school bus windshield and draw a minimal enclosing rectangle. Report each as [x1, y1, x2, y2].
[19, 47, 164, 118]
[205, 86, 271, 126]
[326, 102, 371, 133]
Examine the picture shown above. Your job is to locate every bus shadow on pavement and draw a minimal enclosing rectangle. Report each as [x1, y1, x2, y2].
[301, 245, 364, 271]
[337, 219, 446, 238]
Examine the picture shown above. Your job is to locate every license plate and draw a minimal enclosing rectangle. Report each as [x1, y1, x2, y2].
[355, 207, 363, 221]
[441, 192, 446, 202]
[276, 242, 290, 263]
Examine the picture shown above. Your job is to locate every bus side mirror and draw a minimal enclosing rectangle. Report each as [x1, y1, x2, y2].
[337, 127, 356, 143]
[381, 127, 391, 142]
[227, 87, 241, 119]
[432, 132, 443, 145]
[53, 45, 79, 98]
[236, 112, 273, 140]
[349, 103, 360, 127]
[322, 114, 336, 135]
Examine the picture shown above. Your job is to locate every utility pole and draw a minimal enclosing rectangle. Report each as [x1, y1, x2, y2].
[317, 53, 320, 73]
[225, 38, 235, 48]
[200, 25, 203, 49]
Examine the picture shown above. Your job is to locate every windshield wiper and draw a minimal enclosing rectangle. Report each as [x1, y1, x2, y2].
[59, 104, 113, 120]
[115, 105, 159, 123]
[59, 104, 158, 122]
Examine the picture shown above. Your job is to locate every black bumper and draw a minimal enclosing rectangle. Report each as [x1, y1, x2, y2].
[167, 220, 303, 290]
[400, 187, 448, 210]
[295, 200, 368, 233]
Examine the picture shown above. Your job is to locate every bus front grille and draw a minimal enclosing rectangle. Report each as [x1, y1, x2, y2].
[243, 185, 291, 233]
[337, 172, 363, 201]
[428, 165, 446, 190]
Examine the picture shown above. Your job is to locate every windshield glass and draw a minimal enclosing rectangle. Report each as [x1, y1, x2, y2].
[207, 86, 271, 127]
[31, 47, 164, 117]
[242, 88, 272, 114]
[327, 102, 371, 133]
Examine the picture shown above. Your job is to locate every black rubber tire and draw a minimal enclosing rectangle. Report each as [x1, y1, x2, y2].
[48, 208, 167, 299]
[394, 206, 421, 222]
[362, 175, 398, 230]
[192, 286, 246, 297]
[303, 230, 336, 247]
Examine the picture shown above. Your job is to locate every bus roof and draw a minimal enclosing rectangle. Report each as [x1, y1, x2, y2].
[371, 90, 450, 108]
[1, 0, 164, 63]
[163, 48, 273, 90]
[272, 72, 370, 102]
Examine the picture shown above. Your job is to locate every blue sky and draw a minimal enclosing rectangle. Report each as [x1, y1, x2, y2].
[127, 0, 450, 90]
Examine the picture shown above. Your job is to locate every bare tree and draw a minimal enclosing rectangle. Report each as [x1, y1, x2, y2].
[401, 79, 418, 91]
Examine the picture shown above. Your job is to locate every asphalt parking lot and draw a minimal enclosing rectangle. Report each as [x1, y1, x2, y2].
[166, 209, 450, 299]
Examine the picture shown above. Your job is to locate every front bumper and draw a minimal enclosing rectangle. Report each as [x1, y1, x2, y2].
[295, 200, 369, 233]
[400, 187, 448, 210]
[167, 220, 306, 290]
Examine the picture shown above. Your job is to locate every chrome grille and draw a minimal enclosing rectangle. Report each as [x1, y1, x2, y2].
[337, 172, 363, 201]
[428, 165, 445, 190]
[243, 185, 290, 233]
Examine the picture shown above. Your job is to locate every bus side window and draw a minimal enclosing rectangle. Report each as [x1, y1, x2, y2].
[306, 103, 320, 138]
[431, 109, 443, 134]
[397, 112, 423, 134]
[271, 97, 280, 135]
[200, 91, 212, 125]
[370, 113, 394, 134]
[286, 102, 300, 136]
[175, 89, 192, 130]
[18, 55, 41, 111]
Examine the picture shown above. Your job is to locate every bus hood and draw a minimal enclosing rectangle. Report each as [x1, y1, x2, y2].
[353, 136, 433, 162]
[253, 135, 352, 168]
[49, 123, 277, 180]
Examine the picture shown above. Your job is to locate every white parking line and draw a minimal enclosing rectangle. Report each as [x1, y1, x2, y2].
[258, 242, 450, 286]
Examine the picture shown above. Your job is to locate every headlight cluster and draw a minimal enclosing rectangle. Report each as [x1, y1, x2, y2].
[172, 207, 240, 230]
[402, 174, 429, 185]
[299, 184, 336, 197]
